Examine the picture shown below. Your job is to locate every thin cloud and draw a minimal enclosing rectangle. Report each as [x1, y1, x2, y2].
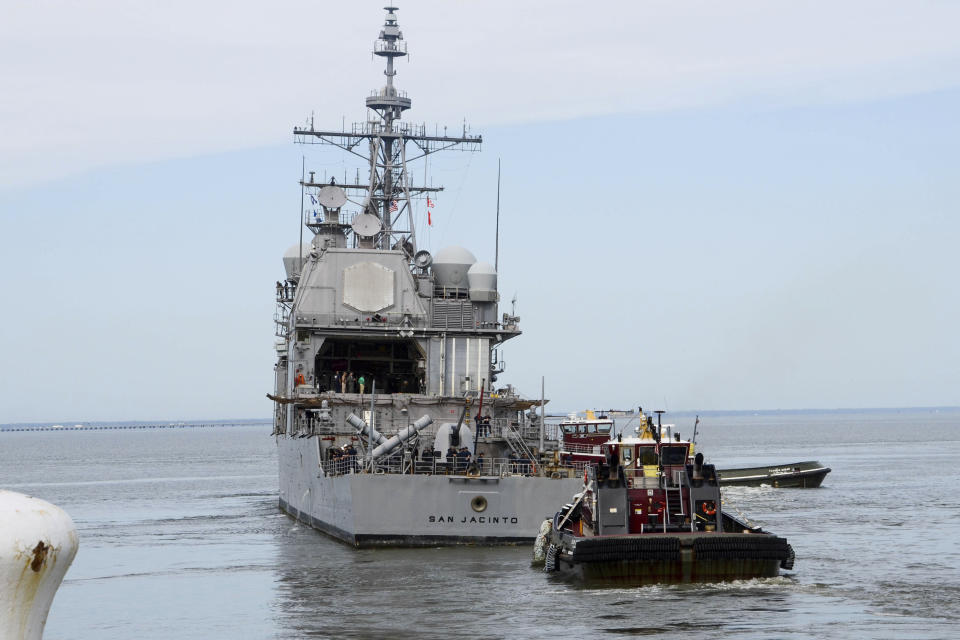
[3, 0, 960, 189]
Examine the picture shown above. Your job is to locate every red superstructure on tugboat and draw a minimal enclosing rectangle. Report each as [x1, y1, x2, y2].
[537, 411, 795, 585]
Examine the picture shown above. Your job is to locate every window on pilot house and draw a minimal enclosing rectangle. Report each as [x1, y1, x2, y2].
[639, 446, 658, 466]
[661, 446, 688, 466]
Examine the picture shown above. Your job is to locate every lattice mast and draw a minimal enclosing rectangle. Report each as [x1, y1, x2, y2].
[294, 6, 481, 253]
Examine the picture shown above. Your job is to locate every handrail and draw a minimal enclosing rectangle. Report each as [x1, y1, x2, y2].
[319, 455, 579, 478]
[560, 441, 600, 454]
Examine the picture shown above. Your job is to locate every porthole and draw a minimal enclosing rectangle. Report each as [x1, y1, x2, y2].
[470, 495, 488, 512]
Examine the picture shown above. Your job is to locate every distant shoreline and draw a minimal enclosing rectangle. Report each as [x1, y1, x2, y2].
[4, 406, 959, 430]
[0, 419, 271, 431]
[550, 406, 960, 418]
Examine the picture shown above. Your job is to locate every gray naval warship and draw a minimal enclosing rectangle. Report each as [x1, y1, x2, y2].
[270, 6, 581, 547]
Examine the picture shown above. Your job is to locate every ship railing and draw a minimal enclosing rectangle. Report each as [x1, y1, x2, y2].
[560, 441, 599, 455]
[472, 419, 559, 448]
[275, 283, 296, 303]
[321, 456, 363, 476]
[373, 40, 408, 56]
[305, 210, 352, 226]
[349, 120, 426, 138]
[433, 285, 470, 299]
[319, 456, 586, 478]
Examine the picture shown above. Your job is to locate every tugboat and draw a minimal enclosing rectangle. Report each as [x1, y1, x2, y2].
[537, 412, 795, 585]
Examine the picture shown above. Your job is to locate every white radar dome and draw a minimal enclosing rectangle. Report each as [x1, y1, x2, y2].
[432, 246, 476, 288]
[282, 243, 312, 280]
[467, 262, 498, 302]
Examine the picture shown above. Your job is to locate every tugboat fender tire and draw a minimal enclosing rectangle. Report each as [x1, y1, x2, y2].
[781, 543, 796, 570]
[544, 543, 559, 572]
[532, 519, 552, 565]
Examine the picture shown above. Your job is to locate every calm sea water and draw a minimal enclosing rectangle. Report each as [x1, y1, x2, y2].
[2, 410, 959, 639]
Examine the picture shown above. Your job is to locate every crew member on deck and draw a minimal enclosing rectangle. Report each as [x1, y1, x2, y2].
[456, 447, 471, 472]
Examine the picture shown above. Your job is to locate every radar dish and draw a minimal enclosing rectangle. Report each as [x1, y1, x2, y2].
[351, 213, 383, 237]
[414, 250, 433, 268]
[317, 186, 348, 209]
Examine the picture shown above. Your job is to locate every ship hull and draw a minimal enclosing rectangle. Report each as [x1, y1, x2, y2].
[277, 436, 581, 547]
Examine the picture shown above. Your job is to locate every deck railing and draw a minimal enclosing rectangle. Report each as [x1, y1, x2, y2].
[319, 455, 589, 479]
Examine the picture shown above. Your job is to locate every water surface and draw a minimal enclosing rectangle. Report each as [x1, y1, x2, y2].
[2, 410, 958, 639]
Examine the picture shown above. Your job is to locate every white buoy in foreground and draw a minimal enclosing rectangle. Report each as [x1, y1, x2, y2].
[0, 491, 78, 640]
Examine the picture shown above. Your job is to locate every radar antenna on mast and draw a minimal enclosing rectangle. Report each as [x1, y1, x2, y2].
[293, 5, 481, 257]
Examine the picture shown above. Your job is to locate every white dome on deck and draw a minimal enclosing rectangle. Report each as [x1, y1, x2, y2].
[432, 246, 476, 288]
[282, 243, 312, 280]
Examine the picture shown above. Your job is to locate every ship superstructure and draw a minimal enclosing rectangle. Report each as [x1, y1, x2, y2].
[271, 6, 581, 546]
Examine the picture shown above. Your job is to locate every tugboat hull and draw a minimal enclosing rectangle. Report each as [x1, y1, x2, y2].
[550, 533, 792, 585]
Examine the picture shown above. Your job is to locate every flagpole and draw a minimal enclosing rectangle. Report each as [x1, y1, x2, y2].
[495, 158, 501, 271]
[539, 376, 545, 474]
[298, 156, 305, 272]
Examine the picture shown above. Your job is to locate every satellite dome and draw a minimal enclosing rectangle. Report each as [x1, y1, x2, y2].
[432, 246, 476, 288]
[282, 243, 312, 280]
[467, 261, 497, 301]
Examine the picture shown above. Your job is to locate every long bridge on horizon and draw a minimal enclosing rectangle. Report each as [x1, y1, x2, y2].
[1, 420, 271, 433]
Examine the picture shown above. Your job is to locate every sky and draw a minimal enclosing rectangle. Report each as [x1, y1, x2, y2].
[2, 1, 959, 422]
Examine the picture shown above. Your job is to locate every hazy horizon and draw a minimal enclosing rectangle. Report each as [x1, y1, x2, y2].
[5, 405, 960, 428]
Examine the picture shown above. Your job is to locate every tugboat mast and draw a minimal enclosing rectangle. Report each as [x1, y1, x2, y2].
[293, 5, 481, 254]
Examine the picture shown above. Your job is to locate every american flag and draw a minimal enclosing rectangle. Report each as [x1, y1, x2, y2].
[390, 200, 398, 212]
[427, 197, 435, 208]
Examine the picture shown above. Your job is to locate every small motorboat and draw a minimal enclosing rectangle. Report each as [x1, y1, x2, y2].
[718, 461, 831, 488]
